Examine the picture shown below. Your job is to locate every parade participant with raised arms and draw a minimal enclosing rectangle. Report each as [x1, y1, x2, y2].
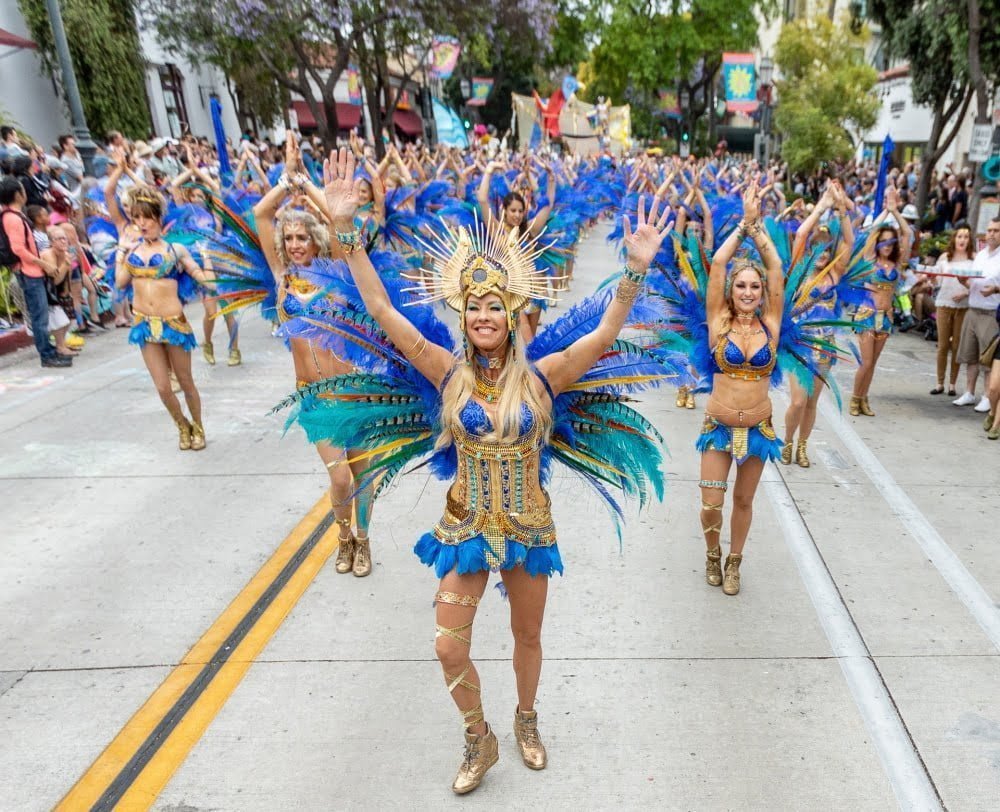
[319, 147, 671, 794]
[850, 186, 912, 416]
[698, 180, 784, 595]
[251, 134, 376, 577]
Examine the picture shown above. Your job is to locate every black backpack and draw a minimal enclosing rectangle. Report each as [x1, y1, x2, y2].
[0, 208, 31, 268]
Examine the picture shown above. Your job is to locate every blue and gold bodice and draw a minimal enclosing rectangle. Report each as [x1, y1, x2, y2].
[434, 395, 555, 569]
[712, 324, 776, 381]
[125, 242, 182, 282]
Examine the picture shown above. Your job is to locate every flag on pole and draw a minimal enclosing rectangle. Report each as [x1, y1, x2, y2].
[722, 53, 758, 113]
[429, 36, 462, 80]
[467, 77, 494, 107]
[347, 65, 362, 105]
[873, 134, 895, 215]
[210, 96, 231, 183]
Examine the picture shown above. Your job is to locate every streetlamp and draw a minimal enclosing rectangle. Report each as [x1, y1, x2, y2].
[44, 0, 97, 175]
[757, 56, 775, 166]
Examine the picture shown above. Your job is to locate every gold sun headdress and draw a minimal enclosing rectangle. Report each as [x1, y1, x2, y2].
[404, 219, 556, 334]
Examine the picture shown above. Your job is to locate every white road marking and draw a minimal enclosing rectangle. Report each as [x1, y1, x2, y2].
[763, 464, 943, 810]
[819, 399, 1000, 653]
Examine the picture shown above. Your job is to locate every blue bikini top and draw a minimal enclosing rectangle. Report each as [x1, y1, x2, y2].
[874, 264, 899, 284]
[460, 399, 535, 437]
[126, 241, 182, 281]
[712, 323, 776, 379]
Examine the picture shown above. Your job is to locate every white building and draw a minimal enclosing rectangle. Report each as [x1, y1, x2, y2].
[0, 5, 239, 149]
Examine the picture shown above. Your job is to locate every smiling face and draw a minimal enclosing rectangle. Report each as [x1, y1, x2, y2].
[358, 179, 373, 206]
[464, 293, 508, 354]
[954, 227, 971, 254]
[503, 199, 525, 229]
[730, 268, 764, 315]
[282, 221, 317, 265]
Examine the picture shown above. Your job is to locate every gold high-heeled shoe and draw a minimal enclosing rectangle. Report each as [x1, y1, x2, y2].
[514, 706, 547, 769]
[452, 724, 499, 794]
[175, 417, 192, 451]
[189, 421, 206, 450]
[722, 553, 743, 596]
[706, 546, 722, 587]
[780, 441, 793, 465]
[860, 397, 875, 417]
[796, 439, 810, 468]
[849, 396, 861, 416]
[335, 518, 355, 574]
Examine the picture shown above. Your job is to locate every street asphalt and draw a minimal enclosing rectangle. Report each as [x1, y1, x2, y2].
[1, 223, 998, 811]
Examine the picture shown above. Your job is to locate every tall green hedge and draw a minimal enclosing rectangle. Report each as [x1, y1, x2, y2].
[18, 0, 150, 139]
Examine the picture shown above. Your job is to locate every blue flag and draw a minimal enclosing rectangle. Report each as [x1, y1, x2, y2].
[873, 134, 894, 215]
[210, 96, 232, 185]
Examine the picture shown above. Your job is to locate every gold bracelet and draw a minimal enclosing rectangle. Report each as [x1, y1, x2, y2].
[336, 228, 363, 255]
[615, 277, 642, 305]
[404, 334, 428, 360]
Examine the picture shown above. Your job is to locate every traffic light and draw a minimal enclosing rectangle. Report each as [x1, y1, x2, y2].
[681, 130, 689, 142]
[463, 119, 471, 129]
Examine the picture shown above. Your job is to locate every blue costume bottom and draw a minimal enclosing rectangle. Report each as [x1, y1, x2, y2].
[414, 532, 564, 578]
[852, 306, 892, 335]
[128, 312, 197, 350]
[696, 415, 782, 465]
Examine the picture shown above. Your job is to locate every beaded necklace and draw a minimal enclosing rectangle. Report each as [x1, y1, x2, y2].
[474, 367, 504, 403]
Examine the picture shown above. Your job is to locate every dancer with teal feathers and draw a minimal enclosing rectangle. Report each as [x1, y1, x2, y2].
[280, 147, 674, 795]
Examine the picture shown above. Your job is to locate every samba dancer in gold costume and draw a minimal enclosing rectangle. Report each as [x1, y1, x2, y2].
[321, 148, 672, 794]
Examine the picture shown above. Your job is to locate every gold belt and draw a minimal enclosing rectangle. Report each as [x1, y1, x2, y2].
[132, 311, 191, 342]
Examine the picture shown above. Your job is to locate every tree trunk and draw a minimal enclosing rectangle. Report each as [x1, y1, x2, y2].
[966, 0, 990, 232]
[916, 87, 974, 214]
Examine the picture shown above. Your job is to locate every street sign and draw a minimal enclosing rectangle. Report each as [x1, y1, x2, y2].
[969, 124, 994, 162]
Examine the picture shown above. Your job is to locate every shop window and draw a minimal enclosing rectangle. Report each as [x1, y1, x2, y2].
[158, 64, 189, 138]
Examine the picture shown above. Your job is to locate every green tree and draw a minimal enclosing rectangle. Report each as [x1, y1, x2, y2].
[18, 0, 150, 138]
[581, 0, 772, 143]
[774, 15, 878, 174]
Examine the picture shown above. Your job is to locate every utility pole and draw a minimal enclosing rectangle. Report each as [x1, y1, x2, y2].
[44, 0, 97, 175]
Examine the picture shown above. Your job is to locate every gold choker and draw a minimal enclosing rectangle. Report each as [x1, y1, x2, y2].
[474, 369, 504, 403]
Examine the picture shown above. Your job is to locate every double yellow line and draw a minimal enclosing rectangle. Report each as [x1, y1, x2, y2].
[58, 496, 337, 811]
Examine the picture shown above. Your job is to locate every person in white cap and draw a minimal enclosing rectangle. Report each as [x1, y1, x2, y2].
[149, 137, 182, 179]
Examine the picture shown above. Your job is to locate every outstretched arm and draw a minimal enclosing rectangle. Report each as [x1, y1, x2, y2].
[535, 196, 673, 396]
[325, 148, 454, 388]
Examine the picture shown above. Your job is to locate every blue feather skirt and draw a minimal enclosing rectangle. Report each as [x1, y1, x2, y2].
[414, 532, 564, 579]
[695, 415, 782, 465]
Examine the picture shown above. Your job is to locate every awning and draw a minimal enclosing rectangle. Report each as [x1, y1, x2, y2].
[290, 101, 361, 131]
[0, 28, 37, 50]
[393, 109, 424, 136]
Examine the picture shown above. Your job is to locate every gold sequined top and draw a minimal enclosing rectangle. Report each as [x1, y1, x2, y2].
[432, 402, 556, 569]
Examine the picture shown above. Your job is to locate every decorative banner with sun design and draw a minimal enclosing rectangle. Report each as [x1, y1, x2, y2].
[722, 53, 759, 113]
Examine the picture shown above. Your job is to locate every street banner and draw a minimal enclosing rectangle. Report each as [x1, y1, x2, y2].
[968, 123, 994, 162]
[430, 36, 461, 80]
[468, 77, 494, 107]
[722, 53, 758, 113]
[873, 133, 895, 215]
[432, 97, 468, 147]
[347, 65, 362, 105]
[657, 90, 682, 119]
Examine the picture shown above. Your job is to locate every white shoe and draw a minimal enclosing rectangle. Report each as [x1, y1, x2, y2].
[974, 396, 992, 413]
[953, 392, 977, 406]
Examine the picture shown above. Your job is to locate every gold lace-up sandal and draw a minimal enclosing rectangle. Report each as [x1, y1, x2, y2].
[435, 592, 499, 794]
[334, 517, 355, 574]
[796, 439, 810, 468]
[175, 417, 192, 451]
[723, 553, 743, 596]
[780, 441, 794, 465]
[514, 706, 547, 769]
[700, 480, 726, 587]
[352, 533, 372, 577]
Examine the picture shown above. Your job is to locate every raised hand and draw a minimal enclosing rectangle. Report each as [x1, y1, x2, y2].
[323, 147, 362, 230]
[623, 195, 674, 270]
[741, 178, 762, 223]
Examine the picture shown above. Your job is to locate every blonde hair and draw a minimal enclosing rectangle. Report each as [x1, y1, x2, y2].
[721, 259, 768, 334]
[436, 332, 552, 449]
[275, 208, 330, 266]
